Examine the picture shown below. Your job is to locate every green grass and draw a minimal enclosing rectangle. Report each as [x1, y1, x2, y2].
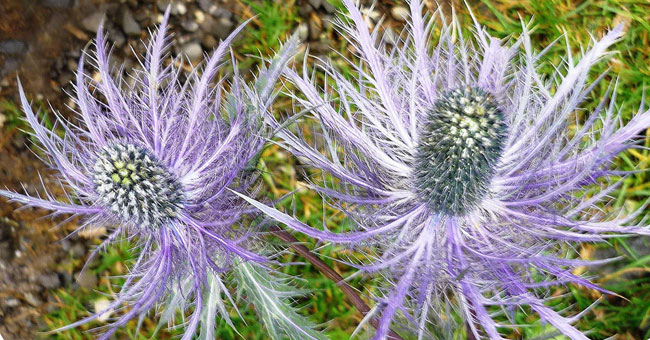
[20, 0, 650, 339]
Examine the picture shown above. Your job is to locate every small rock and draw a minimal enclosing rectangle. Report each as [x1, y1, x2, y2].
[59, 239, 72, 251]
[68, 49, 81, 59]
[94, 298, 113, 322]
[201, 15, 232, 39]
[108, 28, 126, 48]
[198, 0, 221, 17]
[199, 15, 217, 32]
[157, 0, 167, 11]
[38, 273, 61, 289]
[194, 10, 206, 24]
[181, 19, 199, 32]
[175, 2, 187, 15]
[307, 0, 322, 9]
[201, 35, 218, 49]
[362, 8, 381, 23]
[5, 298, 20, 307]
[0, 113, 5, 129]
[75, 270, 98, 289]
[40, 0, 75, 8]
[81, 12, 105, 33]
[217, 9, 232, 20]
[0, 57, 19, 77]
[70, 243, 85, 258]
[0, 40, 27, 55]
[157, 0, 185, 15]
[181, 42, 203, 62]
[298, 3, 312, 18]
[121, 9, 141, 37]
[214, 17, 233, 39]
[155, 13, 164, 24]
[391, 6, 409, 22]
[24, 292, 42, 307]
[296, 22, 309, 42]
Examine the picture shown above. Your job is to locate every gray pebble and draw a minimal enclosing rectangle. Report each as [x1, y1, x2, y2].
[198, 0, 221, 17]
[5, 298, 20, 307]
[175, 2, 187, 15]
[199, 15, 217, 32]
[75, 270, 98, 289]
[214, 17, 233, 39]
[201, 35, 218, 49]
[0, 40, 27, 55]
[182, 19, 200, 33]
[298, 3, 312, 18]
[24, 292, 42, 307]
[70, 243, 85, 258]
[121, 9, 141, 37]
[109, 28, 126, 48]
[308, 0, 322, 9]
[38, 273, 61, 289]
[181, 42, 203, 62]
[157, 0, 185, 15]
[81, 12, 106, 33]
[0, 57, 19, 77]
[68, 49, 81, 59]
[194, 9, 206, 24]
[296, 22, 309, 42]
[157, 0, 168, 11]
[391, 6, 410, 22]
[202, 16, 233, 40]
[59, 239, 72, 251]
[218, 9, 232, 20]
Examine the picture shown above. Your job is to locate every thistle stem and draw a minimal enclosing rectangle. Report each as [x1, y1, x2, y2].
[270, 226, 404, 340]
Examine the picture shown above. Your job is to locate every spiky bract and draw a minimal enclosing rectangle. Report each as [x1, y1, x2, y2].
[0, 10, 323, 340]
[244, 0, 650, 339]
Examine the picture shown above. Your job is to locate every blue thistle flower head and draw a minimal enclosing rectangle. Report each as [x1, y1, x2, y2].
[241, 0, 650, 339]
[0, 9, 321, 340]
[415, 86, 508, 215]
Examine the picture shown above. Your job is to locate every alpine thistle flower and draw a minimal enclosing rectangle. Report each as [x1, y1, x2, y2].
[239, 0, 650, 339]
[0, 10, 322, 340]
